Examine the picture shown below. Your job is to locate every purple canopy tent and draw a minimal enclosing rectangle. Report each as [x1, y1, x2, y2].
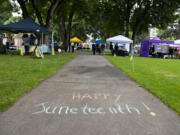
[140, 37, 174, 57]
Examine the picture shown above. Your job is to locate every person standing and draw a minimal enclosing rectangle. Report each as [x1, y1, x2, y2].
[169, 47, 174, 59]
[69, 42, 72, 52]
[72, 43, 75, 53]
[101, 43, 105, 54]
[22, 34, 30, 55]
[5, 41, 10, 54]
[92, 43, 96, 55]
[115, 43, 119, 56]
[30, 34, 36, 45]
[110, 42, 114, 55]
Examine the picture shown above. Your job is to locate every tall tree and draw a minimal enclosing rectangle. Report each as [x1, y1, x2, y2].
[0, 0, 13, 24]
[15, 0, 64, 29]
[55, 0, 89, 50]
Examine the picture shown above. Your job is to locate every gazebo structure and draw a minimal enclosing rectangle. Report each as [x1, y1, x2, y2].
[0, 17, 53, 57]
[140, 37, 174, 57]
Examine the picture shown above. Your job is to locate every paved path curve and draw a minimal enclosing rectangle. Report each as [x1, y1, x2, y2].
[0, 53, 180, 135]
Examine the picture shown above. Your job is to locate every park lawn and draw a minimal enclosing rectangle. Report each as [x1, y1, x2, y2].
[105, 55, 180, 114]
[0, 53, 77, 112]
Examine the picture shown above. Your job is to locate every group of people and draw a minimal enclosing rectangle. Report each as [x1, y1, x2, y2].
[68, 43, 75, 53]
[22, 34, 36, 55]
[110, 43, 129, 56]
[149, 45, 180, 59]
[92, 43, 105, 55]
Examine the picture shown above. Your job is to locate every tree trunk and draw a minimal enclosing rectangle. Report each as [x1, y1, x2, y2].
[58, 6, 68, 51]
[17, 0, 29, 18]
[46, 0, 64, 30]
[30, 0, 44, 26]
[125, 1, 130, 38]
[66, 10, 74, 52]
[132, 31, 136, 45]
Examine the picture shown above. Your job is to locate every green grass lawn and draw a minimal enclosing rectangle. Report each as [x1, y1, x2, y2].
[0, 53, 77, 112]
[105, 55, 180, 114]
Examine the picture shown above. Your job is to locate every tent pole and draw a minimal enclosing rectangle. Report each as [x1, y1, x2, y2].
[42, 32, 43, 46]
[51, 33, 55, 55]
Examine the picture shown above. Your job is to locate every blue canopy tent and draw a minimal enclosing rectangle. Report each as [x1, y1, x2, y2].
[93, 40, 105, 44]
[0, 17, 51, 34]
[0, 18, 55, 56]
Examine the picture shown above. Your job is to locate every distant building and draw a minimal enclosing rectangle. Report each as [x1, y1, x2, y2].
[149, 27, 157, 39]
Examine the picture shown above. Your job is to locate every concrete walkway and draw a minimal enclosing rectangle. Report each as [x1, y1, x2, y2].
[0, 53, 180, 135]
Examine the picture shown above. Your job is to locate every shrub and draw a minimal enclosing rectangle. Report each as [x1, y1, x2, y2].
[9, 50, 20, 55]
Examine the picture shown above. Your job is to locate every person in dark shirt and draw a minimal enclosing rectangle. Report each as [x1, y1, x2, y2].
[110, 42, 114, 55]
[169, 47, 174, 59]
[22, 34, 30, 55]
[30, 34, 36, 45]
[101, 44, 105, 54]
[92, 43, 96, 55]
[5, 41, 10, 54]
[115, 43, 119, 56]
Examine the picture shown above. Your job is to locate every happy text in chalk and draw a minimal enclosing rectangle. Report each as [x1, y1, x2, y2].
[32, 102, 141, 115]
[72, 93, 121, 103]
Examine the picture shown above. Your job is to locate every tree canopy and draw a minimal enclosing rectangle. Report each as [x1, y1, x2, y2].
[1, 0, 180, 47]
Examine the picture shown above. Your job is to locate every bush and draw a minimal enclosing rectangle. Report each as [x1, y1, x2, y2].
[9, 50, 20, 55]
[0, 45, 6, 54]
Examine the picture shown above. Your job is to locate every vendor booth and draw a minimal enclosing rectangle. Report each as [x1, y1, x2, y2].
[70, 37, 83, 52]
[0, 17, 53, 57]
[92, 40, 106, 54]
[93, 40, 105, 44]
[140, 37, 174, 57]
[175, 39, 180, 45]
[106, 35, 133, 56]
[173, 39, 180, 58]
[70, 37, 83, 43]
[70, 37, 83, 50]
[0, 17, 51, 34]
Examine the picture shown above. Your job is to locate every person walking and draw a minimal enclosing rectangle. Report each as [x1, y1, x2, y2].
[22, 34, 30, 55]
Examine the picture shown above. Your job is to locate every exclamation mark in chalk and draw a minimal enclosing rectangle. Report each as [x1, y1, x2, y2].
[142, 102, 156, 116]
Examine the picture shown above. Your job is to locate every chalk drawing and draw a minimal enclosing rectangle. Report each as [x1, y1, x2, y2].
[72, 93, 121, 103]
[142, 102, 156, 116]
[32, 102, 141, 116]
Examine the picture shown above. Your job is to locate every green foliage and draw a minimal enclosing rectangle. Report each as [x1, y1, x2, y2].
[4, 16, 22, 24]
[0, 0, 13, 24]
[105, 55, 180, 114]
[9, 50, 21, 55]
[0, 0, 13, 13]
[0, 13, 12, 25]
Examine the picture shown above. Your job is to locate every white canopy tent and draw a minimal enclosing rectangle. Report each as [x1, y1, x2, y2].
[106, 35, 133, 52]
[106, 35, 133, 44]
[174, 39, 180, 45]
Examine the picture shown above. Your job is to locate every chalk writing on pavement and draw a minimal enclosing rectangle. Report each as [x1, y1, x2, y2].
[32, 102, 141, 115]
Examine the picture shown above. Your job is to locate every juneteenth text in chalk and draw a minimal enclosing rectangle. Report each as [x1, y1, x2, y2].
[32, 102, 141, 115]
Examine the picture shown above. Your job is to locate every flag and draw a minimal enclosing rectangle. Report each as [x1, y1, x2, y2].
[51, 33, 55, 55]
[130, 55, 133, 61]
